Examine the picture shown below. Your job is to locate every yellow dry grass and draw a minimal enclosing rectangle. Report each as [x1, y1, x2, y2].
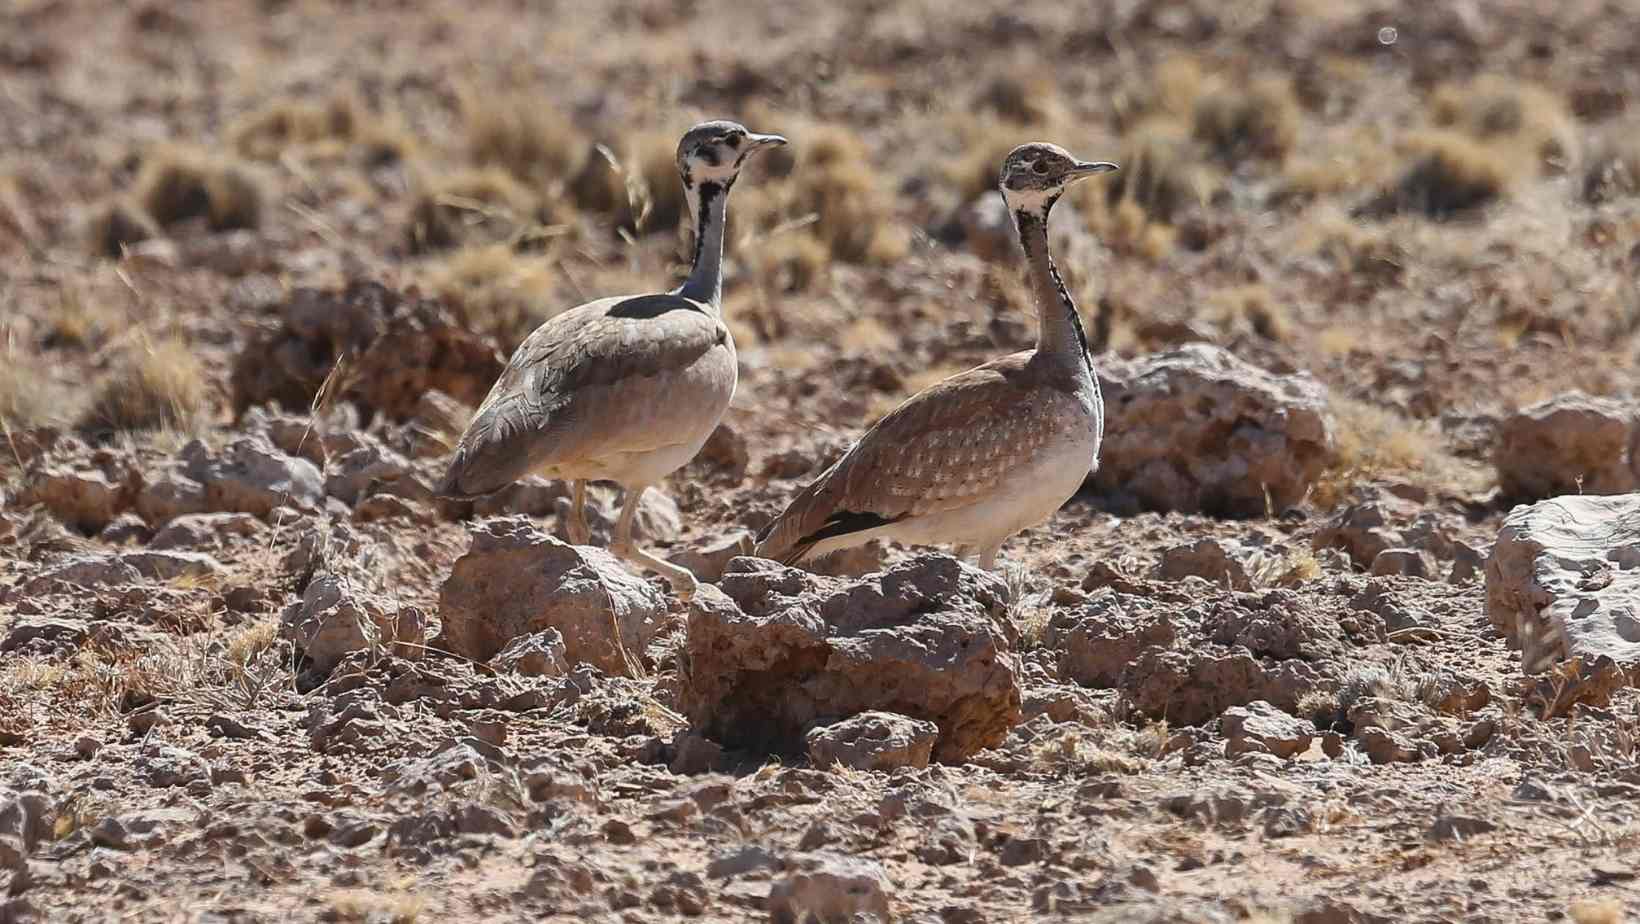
[82, 336, 209, 434]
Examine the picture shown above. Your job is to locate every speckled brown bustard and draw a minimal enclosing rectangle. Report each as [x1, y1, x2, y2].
[439, 120, 787, 599]
[755, 143, 1117, 571]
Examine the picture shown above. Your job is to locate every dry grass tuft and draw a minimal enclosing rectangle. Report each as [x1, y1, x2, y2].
[1568, 899, 1624, 924]
[1203, 284, 1291, 342]
[972, 69, 1060, 124]
[1307, 397, 1447, 510]
[743, 122, 906, 264]
[1100, 121, 1216, 225]
[751, 230, 829, 293]
[1112, 53, 1204, 131]
[84, 199, 159, 258]
[133, 148, 264, 231]
[1429, 75, 1575, 173]
[327, 889, 425, 924]
[42, 288, 121, 351]
[1357, 131, 1512, 220]
[1192, 76, 1300, 165]
[406, 166, 544, 253]
[81, 336, 209, 434]
[463, 89, 581, 190]
[229, 94, 366, 161]
[568, 132, 685, 235]
[422, 244, 557, 351]
[944, 115, 1030, 203]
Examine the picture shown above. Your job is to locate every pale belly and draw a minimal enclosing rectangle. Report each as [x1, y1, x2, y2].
[803, 425, 1100, 562]
[892, 428, 1099, 550]
[536, 343, 737, 487]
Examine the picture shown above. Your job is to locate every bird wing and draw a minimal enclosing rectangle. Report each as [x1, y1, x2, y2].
[439, 293, 729, 498]
[755, 352, 1073, 563]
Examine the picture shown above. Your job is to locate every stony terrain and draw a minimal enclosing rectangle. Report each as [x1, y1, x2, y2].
[3, 0, 1640, 921]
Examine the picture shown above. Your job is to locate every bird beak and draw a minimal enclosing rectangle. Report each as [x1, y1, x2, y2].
[747, 132, 788, 150]
[1069, 160, 1119, 180]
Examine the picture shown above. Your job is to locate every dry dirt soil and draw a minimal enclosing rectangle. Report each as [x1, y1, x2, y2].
[4, 0, 1640, 921]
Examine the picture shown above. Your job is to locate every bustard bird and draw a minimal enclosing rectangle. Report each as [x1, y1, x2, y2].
[439, 120, 787, 599]
[754, 143, 1117, 571]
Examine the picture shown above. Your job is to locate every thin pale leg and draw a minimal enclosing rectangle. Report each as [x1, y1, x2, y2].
[566, 480, 590, 545]
[610, 483, 699, 601]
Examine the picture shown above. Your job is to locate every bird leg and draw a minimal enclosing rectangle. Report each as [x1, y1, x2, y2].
[609, 484, 699, 601]
[566, 480, 591, 546]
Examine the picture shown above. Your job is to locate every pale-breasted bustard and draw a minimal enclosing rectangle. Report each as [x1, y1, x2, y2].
[440, 120, 787, 599]
[754, 143, 1117, 571]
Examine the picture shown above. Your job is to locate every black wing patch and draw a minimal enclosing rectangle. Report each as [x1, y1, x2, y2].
[606, 293, 707, 320]
[805, 510, 899, 544]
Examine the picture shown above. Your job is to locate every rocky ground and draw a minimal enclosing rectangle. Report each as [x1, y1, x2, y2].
[4, 0, 1640, 921]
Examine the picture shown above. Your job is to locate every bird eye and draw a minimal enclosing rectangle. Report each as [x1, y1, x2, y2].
[726, 133, 742, 148]
[1032, 159, 1050, 175]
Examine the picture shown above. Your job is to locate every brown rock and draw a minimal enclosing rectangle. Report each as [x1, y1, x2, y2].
[681, 555, 1021, 762]
[180, 436, 324, 517]
[280, 572, 426, 673]
[1496, 392, 1637, 500]
[491, 629, 569, 678]
[1221, 700, 1313, 758]
[805, 712, 939, 771]
[767, 854, 892, 924]
[1091, 344, 1335, 516]
[1370, 547, 1430, 578]
[1155, 537, 1254, 590]
[436, 516, 670, 674]
[19, 462, 135, 534]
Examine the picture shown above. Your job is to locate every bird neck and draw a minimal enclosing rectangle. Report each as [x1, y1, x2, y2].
[1013, 199, 1091, 373]
[677, 179, 731, 306]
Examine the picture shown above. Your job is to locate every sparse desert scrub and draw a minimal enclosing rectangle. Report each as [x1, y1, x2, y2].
[82, 198, 159, 258]
[406, 166, 547, 253]
[1202, 284, 1291, 342]
[1192, 75, 1300, 165]
[462, 88, 583, 191]
[229, 94, 368, 161]
[566, 130, 686, 235]
[1355, 130, 1513, 220]
[80, 336, 209, 434]
[421, 243, 558, 351]
[741, 121, 909, 264]
[1306, 396, 1482, 510]
[131, 147, 265, 231]
[1428, 75, 1576, 174]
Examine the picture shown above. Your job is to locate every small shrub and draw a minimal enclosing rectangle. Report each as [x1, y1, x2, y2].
[463, 90, 581, 189]
[1098, 120, 1216, 225]
[229, 94, 364, 161]
[1356, 131, 1511, 220]
[81, 337, 208, 433]
[752, 230, 829, 293]
[1203, 284, 1290, 342]
[423, 244, 557, 351]
[1429, 75, 1574, 173]
[1192, 76, 1300, 165]
[84, 199, 158, 258]
[132, 149, 263, 231]
[972, 69, 1060, 124]
[406, 167, 542, 253]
